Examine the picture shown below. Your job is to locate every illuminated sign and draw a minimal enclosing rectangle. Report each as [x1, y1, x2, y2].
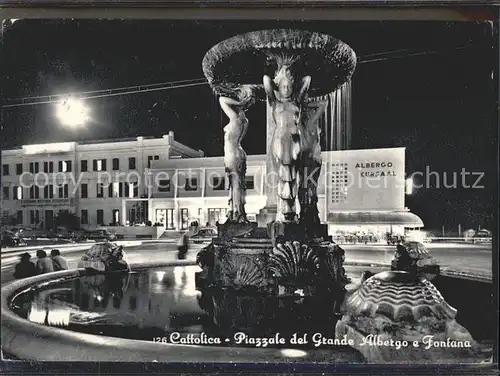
[355, 161, 397, 177]
[325, 147, 406, 211]
[23, 142, 75, 155]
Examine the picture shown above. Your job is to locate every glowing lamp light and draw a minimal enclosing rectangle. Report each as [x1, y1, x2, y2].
[405, 177, 414, 195]
[56, 97, 90, 126]
[155, 271, 166, 281]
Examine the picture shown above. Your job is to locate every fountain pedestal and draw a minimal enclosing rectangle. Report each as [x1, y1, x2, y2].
[195, 221, 347, 336]
[196, 221, 348, 320]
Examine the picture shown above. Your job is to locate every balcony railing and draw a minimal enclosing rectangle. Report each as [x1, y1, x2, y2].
[20, 198, 76, 207]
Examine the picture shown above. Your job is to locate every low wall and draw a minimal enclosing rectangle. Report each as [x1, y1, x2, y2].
[101, 226, 164, 240]
[1, 261, 333, 363]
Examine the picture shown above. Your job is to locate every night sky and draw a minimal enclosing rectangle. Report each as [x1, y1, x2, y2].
[1, 19, 497, 231]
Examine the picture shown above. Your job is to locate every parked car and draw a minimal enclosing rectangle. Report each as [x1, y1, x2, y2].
[471, 230, 492, 244]
[190, 228, 217, 244]
[1, 230, 27, 247]
[14, 227, 47, 240]
[85, 229, 117, 242]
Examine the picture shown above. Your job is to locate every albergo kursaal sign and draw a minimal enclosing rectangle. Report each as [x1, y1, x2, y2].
[355, 161, 397, 178]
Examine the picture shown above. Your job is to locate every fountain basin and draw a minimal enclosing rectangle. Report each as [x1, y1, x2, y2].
[1, 261, 493, 363]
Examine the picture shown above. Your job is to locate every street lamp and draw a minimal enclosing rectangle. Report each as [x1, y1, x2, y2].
[56, 97, 90, 126]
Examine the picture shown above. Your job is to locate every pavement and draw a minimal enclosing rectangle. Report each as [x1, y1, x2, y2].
[1, 241, 492, 285]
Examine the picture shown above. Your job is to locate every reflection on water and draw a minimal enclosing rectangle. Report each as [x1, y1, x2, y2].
[11, 265, 358, 349]
[14, 266, 206, 340]
[8, 264, 494, 356]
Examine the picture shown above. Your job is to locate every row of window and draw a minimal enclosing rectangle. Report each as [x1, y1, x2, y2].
[12, 209, 70, 226]
[156, 176, 255, 193]
[3, 185, 68, 200]
[1, 155, 160, 176]
[13, 206, 231, 228]
[2, 182, 140, 200]
[2, 175, 256, 201]
[155, 207, 228, 230]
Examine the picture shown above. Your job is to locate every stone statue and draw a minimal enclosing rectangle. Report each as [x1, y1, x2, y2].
[219, 85, 256, 223]
[263, 66, 311, 223]
[298, 94, 328, 226]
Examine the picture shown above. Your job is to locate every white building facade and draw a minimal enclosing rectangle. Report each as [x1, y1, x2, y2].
[1, 132, 203, 229]
[2, 134, 423, 240]
[148, 147, 423, 238]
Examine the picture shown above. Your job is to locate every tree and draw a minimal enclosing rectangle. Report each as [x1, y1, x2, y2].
[54, 211, 80, 230]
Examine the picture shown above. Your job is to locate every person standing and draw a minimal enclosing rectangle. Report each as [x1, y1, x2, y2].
[13, 252, 37, 279]
[36, 249, 54, 274]
[51, 249, 69, 271]
[177, 232, 189, 260]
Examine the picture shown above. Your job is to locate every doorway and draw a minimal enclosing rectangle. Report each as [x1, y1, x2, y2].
[45, 210, 54, 230]
[112, 209, 120, 225]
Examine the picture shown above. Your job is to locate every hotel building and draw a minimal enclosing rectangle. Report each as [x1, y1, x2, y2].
[1, 132, 202, 229]
[1, 132, 423, 240]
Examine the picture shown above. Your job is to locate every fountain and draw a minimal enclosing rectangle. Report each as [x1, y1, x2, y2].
[195, 28, 492, 363]
[197, 29, 356, 314]
[0, 29, 494, 365]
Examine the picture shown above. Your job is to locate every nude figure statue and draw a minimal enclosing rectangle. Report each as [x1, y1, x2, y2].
[263, 66, 311, 223]
[219, 85, 256, 223]
[298, 95, 328, 226]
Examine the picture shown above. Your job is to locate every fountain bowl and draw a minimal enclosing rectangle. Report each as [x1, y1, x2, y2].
[1, 261, 493, 364]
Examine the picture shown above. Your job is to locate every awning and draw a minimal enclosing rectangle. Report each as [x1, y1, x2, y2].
[327, 211, 424, 227]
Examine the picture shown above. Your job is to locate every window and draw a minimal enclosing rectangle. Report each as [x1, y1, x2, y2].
[2, 186, 9, 200]
[59, 160, 72, 173]
[166, 209, 174, 229]
[44, 185, 54, 199]
[181, 208, 189, 230]
[96, 209, 104, 225]
[81, 210, 88, 225]
[212, 177, 225, 191]
[81, 184, 88, 198]
[81, 160, 88, 172]
[156, 209, 174, 229]
[93, 159, 107, 172]
[109, 182, 123, 198]
[147, 155, 159, 168]
[16, 211, 23, 225]
[128, 157, 136, 170]
[125, 182, 137, 198]
[331, 163, 349, 204]
[185, 177, 198, 191]
[13, 186, 22, 200]
[58, 184, 69, 198]
[2, 164, 9, 176]
[112, 209, 120, 224]
[158, 179, 171, 192]
[43, 161, 54, 173]
[29, 162, 39, 174]
[96, 183, 104, 198]
[208, 208, 228, 226]
[245, 175, 255, 190]
[30, 210, 40, 225]
[16, 163, 23, 175]
[112, 158, 120, 171]
[30, 186, 40, 199]
[129, 296, 137, 310]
